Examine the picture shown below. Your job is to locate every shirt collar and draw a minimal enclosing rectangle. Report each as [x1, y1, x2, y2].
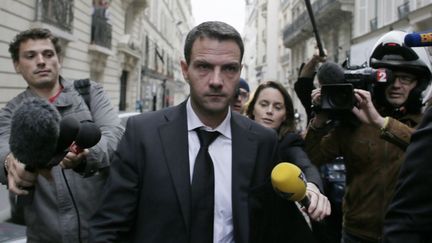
[186, 98, 232, 139]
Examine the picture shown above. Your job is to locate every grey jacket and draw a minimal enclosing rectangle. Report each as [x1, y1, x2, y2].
[0, 78, 124, 243]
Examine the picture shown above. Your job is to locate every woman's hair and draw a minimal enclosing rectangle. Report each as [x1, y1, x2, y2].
[245, 81, 296, 138]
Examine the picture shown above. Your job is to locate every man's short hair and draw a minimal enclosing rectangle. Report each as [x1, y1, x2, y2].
[8, 28, 61, 62]
[183, 21, 244, 65]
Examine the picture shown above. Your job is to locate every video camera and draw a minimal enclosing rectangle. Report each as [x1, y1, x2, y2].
[320, 67, 392, 111]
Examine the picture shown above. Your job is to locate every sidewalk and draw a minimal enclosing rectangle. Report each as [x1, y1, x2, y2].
[0, 186, 26, 242]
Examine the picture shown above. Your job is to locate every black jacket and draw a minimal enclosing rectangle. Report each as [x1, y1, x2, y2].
[383, 106, 432, 243]
[278, 132, 323, 191]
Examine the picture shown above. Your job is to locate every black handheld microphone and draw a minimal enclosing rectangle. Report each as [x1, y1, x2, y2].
[271, 162, 310, 208]
[404, 30, 432, 47]
[48, 115, 81, 168]
[56, 116, 80, 152]
[69, 122, 102, 154]
[9, 98, 61, 170]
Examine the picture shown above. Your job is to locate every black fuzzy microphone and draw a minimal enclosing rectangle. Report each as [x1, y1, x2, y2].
[69, 122, 102, 154]
[317, 62, 345, 85]
[9, 98, 61, 171]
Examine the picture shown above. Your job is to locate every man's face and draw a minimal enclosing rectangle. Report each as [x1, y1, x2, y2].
[385, 71, 417, 107]
[181, 37, 242, 119]
[231, 88, 249, 112]
[13, 38, 61, 89]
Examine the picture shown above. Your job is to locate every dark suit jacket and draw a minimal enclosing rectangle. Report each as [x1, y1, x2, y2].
[89, 102, 316, 243]
[383, 107, 432, 243]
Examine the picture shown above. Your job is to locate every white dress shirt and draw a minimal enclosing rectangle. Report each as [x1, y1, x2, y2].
[186, 99, 234, 243]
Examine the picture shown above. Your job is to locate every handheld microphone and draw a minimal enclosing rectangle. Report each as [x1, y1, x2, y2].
[48, 116, 81, 168]
[9, 98, 61, 170]
[271, 162, 310, 208]
[404, 30, 432, 47]
[69, 122, 102, 154]
[56, 116, 80, 152]
[317, 62, 345, 85]
[9, 98, 61, 206]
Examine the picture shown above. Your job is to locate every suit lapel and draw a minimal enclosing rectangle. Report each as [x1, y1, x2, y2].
[159, 103, 191, 232]
[231, 115, 258, 243]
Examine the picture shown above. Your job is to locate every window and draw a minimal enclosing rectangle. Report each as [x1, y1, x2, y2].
[91, 0, 112, 48]
[397, 1, 410, 19]
[36, 0, 74, 31]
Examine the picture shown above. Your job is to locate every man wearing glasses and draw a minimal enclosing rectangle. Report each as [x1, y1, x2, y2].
[231, 78, 250, 113]
[304, 30, 431, 243]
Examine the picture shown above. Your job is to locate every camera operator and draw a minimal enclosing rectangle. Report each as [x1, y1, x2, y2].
[304, 30, 431, 243]
[295, 51, 346, 243]
[294, 48, 327, 123]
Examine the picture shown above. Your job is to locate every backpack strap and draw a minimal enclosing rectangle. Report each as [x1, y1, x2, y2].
[74, 79, 91, 109]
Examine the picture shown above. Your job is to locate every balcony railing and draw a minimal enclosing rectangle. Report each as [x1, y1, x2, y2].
[280, 53, 290, 64]
[370, 17, 378, 31]
[91, 7, 112, 49]
[398, 2, 410, 19]
[35, 0, 74, 31]
[282, 0, 355, 47]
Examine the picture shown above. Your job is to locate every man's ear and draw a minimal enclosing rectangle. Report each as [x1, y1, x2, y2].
[13, 61, 21, 74]
[180, 60, 189, 83]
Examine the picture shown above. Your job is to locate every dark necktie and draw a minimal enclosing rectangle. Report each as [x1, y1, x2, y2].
[191, 129, 220, 243]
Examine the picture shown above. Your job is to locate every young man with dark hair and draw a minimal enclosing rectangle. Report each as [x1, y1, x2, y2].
[0, 28, 124, 242]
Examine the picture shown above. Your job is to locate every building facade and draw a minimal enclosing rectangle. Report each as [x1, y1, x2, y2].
[0, 0, 193, 112]
[243, 0, 353, 128]
[0, 0, 144, 110]
[350, 0, 432, 66]
[243, 0, 281, 90]
[134, 0, 193, 112]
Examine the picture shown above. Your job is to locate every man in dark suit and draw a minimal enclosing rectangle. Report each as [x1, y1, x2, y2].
[383, 104, 432, 243]
[89, 21, 316, 243]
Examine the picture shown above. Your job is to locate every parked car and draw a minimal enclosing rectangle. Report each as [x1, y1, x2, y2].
[118, 111, 141, 127]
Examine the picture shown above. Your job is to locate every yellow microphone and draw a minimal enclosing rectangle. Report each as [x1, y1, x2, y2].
[271, 162, 310, 208]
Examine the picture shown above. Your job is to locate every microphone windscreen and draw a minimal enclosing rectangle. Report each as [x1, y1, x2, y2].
[75, 122, 102, 149]
[317, 62, 345, 85]
[9, 98, 61, 169]
[404, 31, 432, 47]
[56, 115, 80, 152]
[271, 162, 307, 202]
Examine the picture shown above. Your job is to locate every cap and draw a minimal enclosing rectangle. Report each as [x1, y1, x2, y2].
[239, 78, 250, 92]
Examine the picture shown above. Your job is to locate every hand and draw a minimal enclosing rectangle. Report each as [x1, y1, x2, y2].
[312, 47, 327, 63]
[5, 153, 37, 195]
[59, 149, 89, 169]
[299, 48, 327, 78]
[351, 89, 385, 128]
[311, 88, 321, 107]
[310, 88, 329, 128]
[304, 183, 331, 221]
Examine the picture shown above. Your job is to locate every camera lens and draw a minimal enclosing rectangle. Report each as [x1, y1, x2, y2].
[321, 84, 354, 110]
[329, 90, 351, 108]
